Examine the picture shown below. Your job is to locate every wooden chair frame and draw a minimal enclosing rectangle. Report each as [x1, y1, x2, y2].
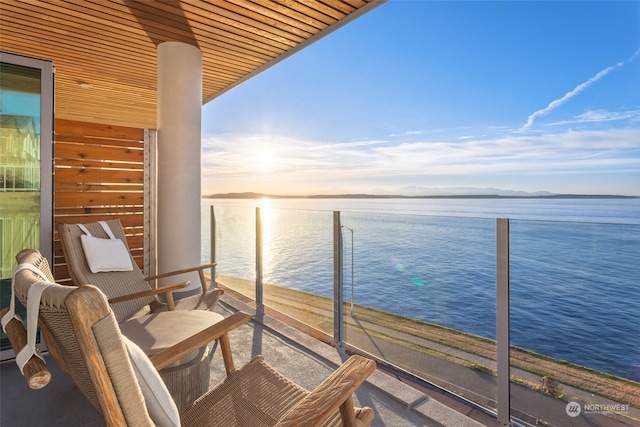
[4, 254, 377, 427]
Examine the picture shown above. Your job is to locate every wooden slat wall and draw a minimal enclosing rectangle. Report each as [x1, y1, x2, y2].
[53, 118, 145, 283]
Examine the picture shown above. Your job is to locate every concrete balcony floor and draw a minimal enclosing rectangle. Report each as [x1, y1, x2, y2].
[1, 293, 496, 426]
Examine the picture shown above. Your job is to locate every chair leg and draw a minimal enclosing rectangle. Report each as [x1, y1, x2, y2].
[341, 398, 375, 427]
[219, 333, 235, 375]
[165, 292, 175, 311]
[339, 396, 358, 426]
[355, 407, 374, 426]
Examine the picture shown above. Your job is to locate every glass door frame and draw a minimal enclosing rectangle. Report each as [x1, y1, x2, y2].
[0, 51, 54, 359]
[0, 51, 54, 264]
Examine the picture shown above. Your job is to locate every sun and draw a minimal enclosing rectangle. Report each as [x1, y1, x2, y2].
[257, 148, 276, 175]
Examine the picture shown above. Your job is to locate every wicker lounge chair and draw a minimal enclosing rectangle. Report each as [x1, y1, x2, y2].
[57, 218, 222, 322]
[6, 250, 377, 427]
[12, 249, 228, 410]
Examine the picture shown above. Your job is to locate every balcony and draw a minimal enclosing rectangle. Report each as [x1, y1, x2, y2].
[6, 2, 635, 425]
[202, 201, 640, 427]
[1, 291, 492, 426]
[2, 200, 638, 426]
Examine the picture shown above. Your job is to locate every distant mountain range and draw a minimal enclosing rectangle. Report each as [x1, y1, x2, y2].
[204, 190, 637, 199]
[388, 186, 555, 197]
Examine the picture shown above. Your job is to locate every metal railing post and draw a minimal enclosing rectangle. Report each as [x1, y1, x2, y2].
[256, 207, 264, 312]
[496, 218, 511, 426]
[333, 211, 344, 345]
[210, 206, 216, 285]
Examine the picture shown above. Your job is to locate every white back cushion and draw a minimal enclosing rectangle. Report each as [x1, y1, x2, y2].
[80, 234, 133, 273]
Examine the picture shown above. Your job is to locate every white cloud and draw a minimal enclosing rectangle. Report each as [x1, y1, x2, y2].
[311, 139, 387, 149]
[388, 130, 424, 137]
[549, 109, 640, 126]
[458, 134, 486, 140]
[202, 128, 640, 194]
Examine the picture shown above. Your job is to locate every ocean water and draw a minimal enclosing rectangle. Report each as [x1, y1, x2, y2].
[201, 198, 640, 381]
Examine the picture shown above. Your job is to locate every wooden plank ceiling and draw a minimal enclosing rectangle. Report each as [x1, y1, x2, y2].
[0, 0, 380, 129]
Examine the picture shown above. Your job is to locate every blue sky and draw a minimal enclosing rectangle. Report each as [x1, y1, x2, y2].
[202, 1, 640, 196]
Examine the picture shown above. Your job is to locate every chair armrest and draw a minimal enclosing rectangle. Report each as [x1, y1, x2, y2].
[146, 263, 216, 294]
[275, 355, 376, 427]
[107, 281, 188, 305]
[145, 263, 215, 281]
[149, 311, 251, 371]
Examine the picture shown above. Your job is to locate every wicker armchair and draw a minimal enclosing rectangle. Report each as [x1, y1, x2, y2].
[12, 249, 229, 410]
[6, 250, 377, 427]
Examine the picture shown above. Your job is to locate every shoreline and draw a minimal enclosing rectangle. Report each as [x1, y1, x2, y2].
[216, 274, 640, 411]
[205, 192, 640, 199]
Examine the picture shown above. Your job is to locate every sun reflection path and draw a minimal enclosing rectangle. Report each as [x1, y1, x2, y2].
[257, 198, 275, 278]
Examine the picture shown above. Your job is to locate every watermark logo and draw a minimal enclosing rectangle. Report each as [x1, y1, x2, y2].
[584, 403, 630, 415]
[566, 401, 581, 417]
[565, 401, 630, 417]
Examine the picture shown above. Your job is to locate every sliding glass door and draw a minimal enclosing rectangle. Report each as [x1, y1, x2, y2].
[0, 52, 53, 358]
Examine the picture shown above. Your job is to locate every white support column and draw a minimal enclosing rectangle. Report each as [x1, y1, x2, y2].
[157, 41, 202, 295]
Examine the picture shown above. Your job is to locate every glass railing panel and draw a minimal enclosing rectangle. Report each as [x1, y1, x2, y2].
[260, 207, 334, 335]
[510, 220, 640, 427]
[202, 204, 256, 301]
[341, 212, 498, 413]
